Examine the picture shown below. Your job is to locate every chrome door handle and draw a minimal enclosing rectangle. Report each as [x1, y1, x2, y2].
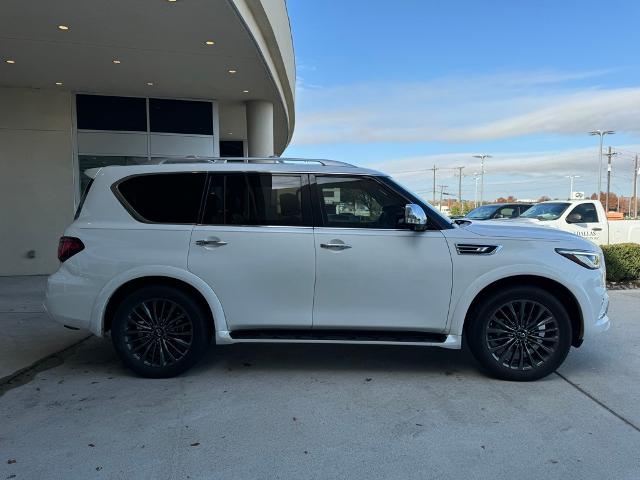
[195, 239, 228, 247]
[320, 242, 352, 250]
[591, 227, 602, 231]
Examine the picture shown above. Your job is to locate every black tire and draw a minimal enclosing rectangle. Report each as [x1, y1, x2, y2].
[466, 286, 572, 381]
[111, 285, 211, 378]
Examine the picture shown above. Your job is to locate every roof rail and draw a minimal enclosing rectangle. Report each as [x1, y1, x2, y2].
[155, 157, 355, 167]
[157, 158, 215, 164]
[215, 157, 355, 167]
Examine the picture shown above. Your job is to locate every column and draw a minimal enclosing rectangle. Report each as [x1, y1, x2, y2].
[246, 100, 274, 157]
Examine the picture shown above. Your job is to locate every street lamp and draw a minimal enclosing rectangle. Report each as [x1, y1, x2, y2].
[472, 154, 491, 206]
[473, 172, 480, 208]
[589, 130, 615, 201]
[565, 175, 581, 199]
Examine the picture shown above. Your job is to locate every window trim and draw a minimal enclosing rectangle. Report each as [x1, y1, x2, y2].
[198, 172, 313, 228]
[111, 172, 208, 225]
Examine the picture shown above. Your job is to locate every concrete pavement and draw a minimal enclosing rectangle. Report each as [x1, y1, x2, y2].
[0, 281, 639, 479]
[0, 276, 87, 381]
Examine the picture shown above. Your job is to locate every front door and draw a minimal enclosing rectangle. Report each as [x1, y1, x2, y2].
[188, 173, 315, 330]
[564, 202, 604, 244]
[311, 175, 453, 332]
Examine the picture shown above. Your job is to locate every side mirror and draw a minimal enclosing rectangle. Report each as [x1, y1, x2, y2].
[405, 204, 427, 231]
[566, 213, 582, 223]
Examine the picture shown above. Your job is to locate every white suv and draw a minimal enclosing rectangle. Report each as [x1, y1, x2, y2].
[45, 159, 610, 381]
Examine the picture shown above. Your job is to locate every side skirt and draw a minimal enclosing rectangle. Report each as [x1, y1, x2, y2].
[215, 329, 462, 349]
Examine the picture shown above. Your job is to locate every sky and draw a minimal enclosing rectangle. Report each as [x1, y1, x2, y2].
[283, 0, 640, 203]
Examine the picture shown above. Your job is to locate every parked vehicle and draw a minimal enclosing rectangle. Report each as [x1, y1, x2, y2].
[464, 203, 533, 221]
[45, 159, 609, 381]
[507, 200, 640, 245]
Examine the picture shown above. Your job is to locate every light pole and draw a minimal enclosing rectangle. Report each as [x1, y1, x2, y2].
[589, 130, 615, 202]
[565, 175, 581, 199]
[473, 154, 491, 206]
[473, 172, 480, 208]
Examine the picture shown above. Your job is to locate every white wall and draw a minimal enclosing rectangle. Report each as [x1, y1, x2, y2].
[0, 87, 74, 275]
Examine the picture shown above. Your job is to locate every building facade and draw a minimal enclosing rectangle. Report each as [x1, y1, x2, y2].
[0, 0, 296, 275]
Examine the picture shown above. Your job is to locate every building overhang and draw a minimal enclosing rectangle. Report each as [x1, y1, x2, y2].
[0, 0, 295, 154]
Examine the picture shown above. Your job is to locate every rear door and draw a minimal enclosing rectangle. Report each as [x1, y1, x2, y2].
[311, 175, 453, 332]
[188, 172, 315, 330]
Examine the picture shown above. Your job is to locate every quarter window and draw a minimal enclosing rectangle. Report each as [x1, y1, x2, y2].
[316, 176, 408, 229]
[116, 173, 207, 224]
[202, 174, 308, 226]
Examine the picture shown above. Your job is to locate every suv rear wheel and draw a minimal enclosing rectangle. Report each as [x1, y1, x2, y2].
[111, 286, 211, 378]
[466, 286, 572, 381]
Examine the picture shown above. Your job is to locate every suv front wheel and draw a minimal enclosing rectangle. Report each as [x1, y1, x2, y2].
[466, 286, 572, 381]
[111, 286, 211, 378]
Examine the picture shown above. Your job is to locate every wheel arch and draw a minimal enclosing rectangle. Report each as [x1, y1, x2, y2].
[90, 267, 227, 338]
[462, 275, 583, 347]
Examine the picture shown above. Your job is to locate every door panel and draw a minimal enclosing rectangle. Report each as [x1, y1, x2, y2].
[313, 228, 453, 331]
[564, 202, 604, 244]
[189, 226, 315, 329]
[311, 175, 453, 332]
[188, 172, 315, 330]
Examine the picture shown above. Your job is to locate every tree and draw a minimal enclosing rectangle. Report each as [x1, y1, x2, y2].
[537, 195, 551, 202]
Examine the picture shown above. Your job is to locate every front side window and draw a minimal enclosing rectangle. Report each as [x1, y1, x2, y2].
[566, 202, 599, 223]
[466, 205, 498, 220]
[116, 173, 207, 223]
[520, 202, 570, 221]
[495, 206, 516, 218]
[202, 173, 308, 226]
[316, 176, 407, 229]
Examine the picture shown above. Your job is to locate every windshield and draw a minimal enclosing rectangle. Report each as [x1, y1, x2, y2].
[465, 205, 498, 220]
[519, 202, 570, 221]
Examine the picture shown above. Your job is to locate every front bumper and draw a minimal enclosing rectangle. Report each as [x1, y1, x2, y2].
[581, 286, 610, 343]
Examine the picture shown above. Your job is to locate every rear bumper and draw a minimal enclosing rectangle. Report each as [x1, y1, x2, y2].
[45, 268, 98, 334]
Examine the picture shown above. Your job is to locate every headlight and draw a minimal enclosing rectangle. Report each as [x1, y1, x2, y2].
[555, 248, 601, 270]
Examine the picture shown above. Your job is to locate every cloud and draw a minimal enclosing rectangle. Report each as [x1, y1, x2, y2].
[290, 69, 640, 146]
[368, 145, 640, 199]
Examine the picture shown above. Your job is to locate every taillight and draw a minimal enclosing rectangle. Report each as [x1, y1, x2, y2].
[58, 236, 85, 263]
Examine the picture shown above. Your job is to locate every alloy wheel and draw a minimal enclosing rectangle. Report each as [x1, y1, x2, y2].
[124, 299, 194, 368]
[485, 300, 559, 371]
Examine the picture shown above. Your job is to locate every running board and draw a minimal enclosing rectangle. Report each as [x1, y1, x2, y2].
[218, 330, 461, 349]
[229, 329, 447, 343]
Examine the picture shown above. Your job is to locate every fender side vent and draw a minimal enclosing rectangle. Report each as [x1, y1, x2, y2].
[455, 244, 500, 255]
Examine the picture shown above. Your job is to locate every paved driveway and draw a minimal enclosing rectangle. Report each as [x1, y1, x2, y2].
[1, 287, 639, 479]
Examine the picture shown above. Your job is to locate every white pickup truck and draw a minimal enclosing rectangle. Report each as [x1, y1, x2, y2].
[503, 200, 640, 245]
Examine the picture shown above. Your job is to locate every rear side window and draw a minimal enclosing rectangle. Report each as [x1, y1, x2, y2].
[202, 173, 310, 226]
[116, 173, 206, 224]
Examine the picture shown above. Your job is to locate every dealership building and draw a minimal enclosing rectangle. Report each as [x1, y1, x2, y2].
[0, 0, 295, 275]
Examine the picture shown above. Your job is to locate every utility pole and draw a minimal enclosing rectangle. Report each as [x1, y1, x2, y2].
[429, 165, 438, 204]
[633, 155, 639, 219]
[454, 166, 465, 213]
[604, 146, 618, 212]
[565, 175, 580, 199]
[473, 154, 491, 206]
[438, 184, 448, 211]
[589, 130, 615, 201]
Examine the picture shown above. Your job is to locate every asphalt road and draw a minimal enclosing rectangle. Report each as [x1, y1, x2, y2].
[1, 290, 639, 480]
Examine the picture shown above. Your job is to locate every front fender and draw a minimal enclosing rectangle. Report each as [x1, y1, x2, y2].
[89, 265, 228, 338]
[447, 263, 589, 336]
